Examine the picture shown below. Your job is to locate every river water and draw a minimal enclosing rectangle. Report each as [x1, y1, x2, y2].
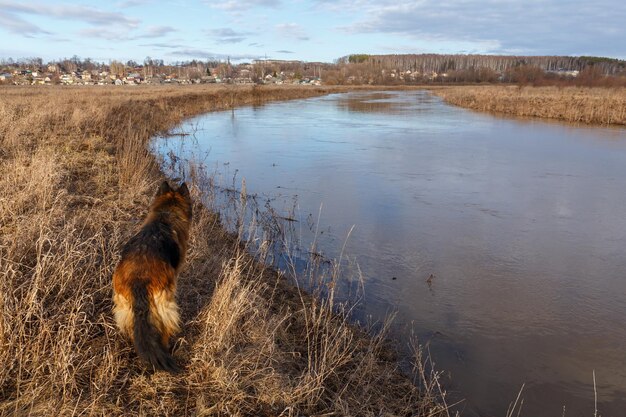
[157, 91, 626, 416]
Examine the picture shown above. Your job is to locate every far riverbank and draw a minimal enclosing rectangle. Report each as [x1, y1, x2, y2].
[429, 85, 626, 125]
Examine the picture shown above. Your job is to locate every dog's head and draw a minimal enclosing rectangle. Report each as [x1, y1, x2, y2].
[153, 180, 193, 223]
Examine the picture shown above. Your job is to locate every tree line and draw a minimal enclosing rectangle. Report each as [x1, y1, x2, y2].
[325, 54, 626, 87]
[337, 54, 626, 75]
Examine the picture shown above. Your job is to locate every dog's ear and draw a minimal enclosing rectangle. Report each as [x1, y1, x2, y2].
[177, 182, 190, 198]
[157, 181, 172, 196]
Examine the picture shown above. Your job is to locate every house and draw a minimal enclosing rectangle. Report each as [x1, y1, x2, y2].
[60, 74, 73, 84]
[548, 69, 580, 77]
[233, 77, 253, 84]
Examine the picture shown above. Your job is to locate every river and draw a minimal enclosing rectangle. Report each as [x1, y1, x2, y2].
[157, 90, 626, 416]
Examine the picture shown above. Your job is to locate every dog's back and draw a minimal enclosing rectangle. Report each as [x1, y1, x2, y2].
[113, 181, 192, 372]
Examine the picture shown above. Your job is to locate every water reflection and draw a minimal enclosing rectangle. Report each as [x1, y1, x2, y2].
[336, 93, 401, 113]
[336, 91, 439, 115]
[158, 91, 626, 417]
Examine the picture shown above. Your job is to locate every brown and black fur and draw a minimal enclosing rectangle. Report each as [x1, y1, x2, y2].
[113, 181, 192, 372]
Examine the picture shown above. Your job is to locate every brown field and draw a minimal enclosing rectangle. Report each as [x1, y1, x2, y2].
[430, 85, 626, 125]
[0, 85, 451, 416]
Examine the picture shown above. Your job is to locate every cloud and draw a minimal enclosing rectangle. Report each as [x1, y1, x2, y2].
[169, 49, 262, 61]
[139, 42, 186, 49]
[0, 1, 139, 29]
[276, 50, 294, 54]
[44, 35, 72, 43]
[339, 0, 626, 57]
[312, 0, 378, 12]
[275, 23, 309, 41]
[206, 27, 255, 44]
[208, 0, 278, 11]
[143, 25, 177, 37]
[78, 28, 130, 41]
[79, 25, 176, 41]
[0, 10, 50, 35]
[116, 0, 150, 7]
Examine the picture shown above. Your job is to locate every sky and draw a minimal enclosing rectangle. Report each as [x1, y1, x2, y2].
[0, 0, 625, 64]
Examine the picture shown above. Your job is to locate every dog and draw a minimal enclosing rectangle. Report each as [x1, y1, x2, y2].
[112, 181, 192, 372]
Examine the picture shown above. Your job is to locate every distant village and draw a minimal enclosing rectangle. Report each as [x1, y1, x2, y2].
[1, 54, 624, 87]
[0, 57, 325, 86]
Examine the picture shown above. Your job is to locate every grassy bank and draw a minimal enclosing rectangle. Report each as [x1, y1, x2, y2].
[430, 85, 626, 125]
[0, 85, 450, 416]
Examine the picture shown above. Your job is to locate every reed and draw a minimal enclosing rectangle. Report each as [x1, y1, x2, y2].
[431, 85, 626, 125]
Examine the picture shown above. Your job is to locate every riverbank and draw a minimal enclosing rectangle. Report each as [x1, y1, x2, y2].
[430, 85, 626, 125]
[0, 85, 450, 416]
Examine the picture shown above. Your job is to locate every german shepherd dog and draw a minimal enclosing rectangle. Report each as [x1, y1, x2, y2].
[113, 181, 192, 372]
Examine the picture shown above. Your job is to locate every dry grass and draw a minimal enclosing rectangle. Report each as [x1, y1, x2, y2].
[430, 85, 626, 125]
[0, 85, 451, 416]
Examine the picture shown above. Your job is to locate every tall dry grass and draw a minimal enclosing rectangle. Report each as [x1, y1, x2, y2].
[0, 85, 451, 416]
[431, 85, 626, 125]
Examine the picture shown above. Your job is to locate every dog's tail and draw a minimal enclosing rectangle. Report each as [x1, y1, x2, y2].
[131, 281, 180, 373]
